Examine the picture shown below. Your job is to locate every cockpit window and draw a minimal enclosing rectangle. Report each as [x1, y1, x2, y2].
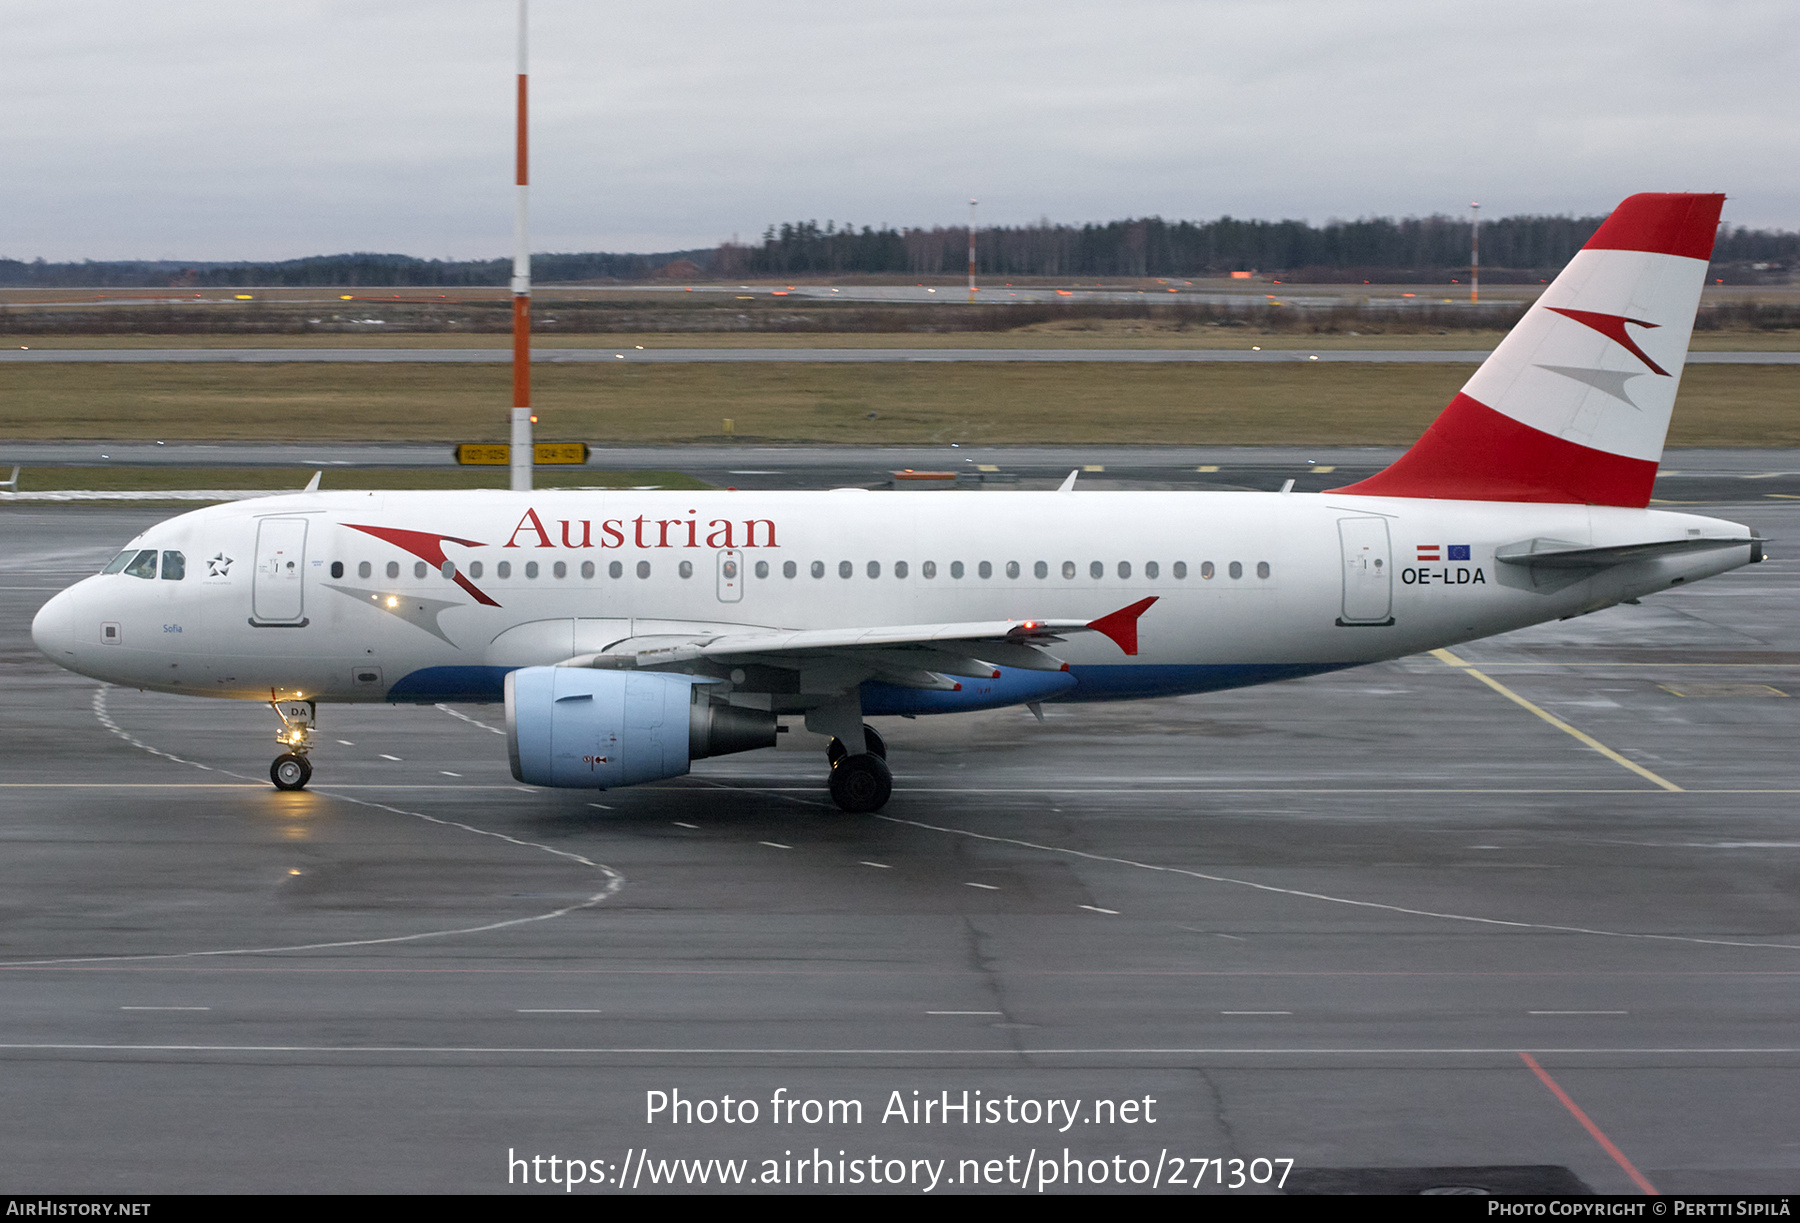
[160, 550, 186, 580]
[102, 550, 135, 574]
[122, 550, 158, 579]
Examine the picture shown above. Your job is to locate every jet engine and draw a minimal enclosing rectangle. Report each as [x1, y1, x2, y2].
[505, 667, 777, 788]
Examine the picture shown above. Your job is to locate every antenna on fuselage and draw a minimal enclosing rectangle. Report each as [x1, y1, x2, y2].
[508, 0, 534, 493]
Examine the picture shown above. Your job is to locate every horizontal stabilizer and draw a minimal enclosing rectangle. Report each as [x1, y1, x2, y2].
[1496, 536, 1761, 569]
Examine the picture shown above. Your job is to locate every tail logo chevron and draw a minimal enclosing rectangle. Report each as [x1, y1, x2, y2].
[1543, 308, 1671, 376]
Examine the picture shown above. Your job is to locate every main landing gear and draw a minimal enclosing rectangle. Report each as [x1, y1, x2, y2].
[827, 723, 891, 814]
[270, 696, 316, 791]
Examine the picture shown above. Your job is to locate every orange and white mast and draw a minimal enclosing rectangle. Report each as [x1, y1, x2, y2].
[509, 0, 534, 492]
[967, 198, 977, 302]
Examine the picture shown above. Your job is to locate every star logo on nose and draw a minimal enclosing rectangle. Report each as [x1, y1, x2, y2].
[207, 553, 233, 577]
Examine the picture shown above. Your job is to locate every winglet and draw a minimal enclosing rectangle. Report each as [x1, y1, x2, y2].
[1085, 596, 1157, 656]
[303, 471, 322, 493]
[1058, 469, 1079, 493]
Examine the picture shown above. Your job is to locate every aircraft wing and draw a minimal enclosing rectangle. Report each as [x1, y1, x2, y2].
[561, 597, 1158, 689]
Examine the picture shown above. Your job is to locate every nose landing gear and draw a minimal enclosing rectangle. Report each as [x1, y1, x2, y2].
[270, 696, 316, 791]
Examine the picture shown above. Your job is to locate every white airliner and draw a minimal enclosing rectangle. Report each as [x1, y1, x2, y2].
[32, 193, 1762, 811]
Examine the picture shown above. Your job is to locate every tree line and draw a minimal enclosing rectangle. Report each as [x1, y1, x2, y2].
[740, 216, 1800, 281]
[3, 213, 1795, 288]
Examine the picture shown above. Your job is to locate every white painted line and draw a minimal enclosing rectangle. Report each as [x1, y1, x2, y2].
[760, 841, 792, 850]
[1222, 1011, 1292, 1016]
[1529, 1011, 1628, 1016]
[11, 1042, 1800, 1055]
[965, 882, 1000, 890]
[440, 771, 462, 777]
[518, 1009, 604, 1014]
[120, 1006, 211, 1011]
[586, 803, 613, 811]
[926, 1011, 1004, 1016]
[379, 754, 402, 762]
[672, 821, 697, 828]
[1079, 905, 1119, 915]
[336, 739, 355, 746]
[860, 861, 891, 869]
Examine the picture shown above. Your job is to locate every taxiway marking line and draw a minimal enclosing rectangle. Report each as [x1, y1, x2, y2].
[1519, 1052, 1658, 1195]
[1431, 648, 1683, 791]
[2, 1043, 1799, 1056]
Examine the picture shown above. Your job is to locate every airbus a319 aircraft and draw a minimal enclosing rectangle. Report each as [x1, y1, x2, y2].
[31, 193, 1762, 812]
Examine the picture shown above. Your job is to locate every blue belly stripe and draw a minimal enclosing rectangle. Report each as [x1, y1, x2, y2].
[388, 660, 1358, 712]
[385, 665, 512, 703]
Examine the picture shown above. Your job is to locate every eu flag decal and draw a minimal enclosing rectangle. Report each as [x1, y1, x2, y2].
[1447, 545, 1471, 561]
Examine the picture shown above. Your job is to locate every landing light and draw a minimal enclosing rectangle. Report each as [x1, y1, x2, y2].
[386, 596, 398, 608]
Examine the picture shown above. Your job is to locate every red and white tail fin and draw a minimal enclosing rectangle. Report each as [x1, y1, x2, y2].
[1331, 192, 1724, 506]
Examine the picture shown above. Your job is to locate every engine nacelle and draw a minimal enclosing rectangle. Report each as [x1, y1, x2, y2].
[504, 667, 777, 789]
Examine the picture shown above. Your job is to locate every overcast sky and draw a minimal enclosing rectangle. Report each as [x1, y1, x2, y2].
[5, 0, 1796, 261]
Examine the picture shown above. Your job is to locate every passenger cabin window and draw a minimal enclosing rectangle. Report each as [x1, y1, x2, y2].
[469, 561, 483, 578]
[387, 561, 400, 579]
[608, 561, 623, 579]
[329, 561, 343, 579]
[580, 561, 594, 579]
[895, 561, 909, 579]
[497, 561, 512, 578]
[358, 561, 372, 579]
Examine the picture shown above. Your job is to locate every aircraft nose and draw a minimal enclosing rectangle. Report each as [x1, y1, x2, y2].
[32, 587, 79, 662]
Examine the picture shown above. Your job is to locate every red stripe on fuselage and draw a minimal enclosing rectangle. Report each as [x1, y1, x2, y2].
[1581, 192, 1723, 261]
[1327, 394, 1658, 506]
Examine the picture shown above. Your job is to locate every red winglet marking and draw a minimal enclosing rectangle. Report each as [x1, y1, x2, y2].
[1086, 596, 1158, 656]
[344, 523, 501, 607]
[1545, 308, 1669, 376]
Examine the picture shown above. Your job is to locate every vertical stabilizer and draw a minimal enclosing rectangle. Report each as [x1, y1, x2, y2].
[1331, 192, 1724, 506]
